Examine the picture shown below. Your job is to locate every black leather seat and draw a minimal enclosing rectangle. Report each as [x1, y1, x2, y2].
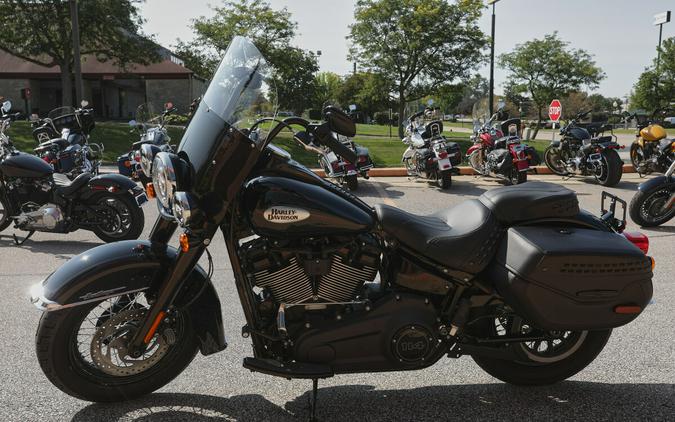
[375, 200, 502, 274]
[53, 172, 92, 196]
[375, 182, 580, 273]
[478, 181, 579, 225]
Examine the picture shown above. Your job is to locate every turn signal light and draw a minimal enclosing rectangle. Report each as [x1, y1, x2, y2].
[179, 233, 190, 252]
[146, 183, 156, 199]
[614, 305, 642, 314]
[650, 256, 656, 271]
[123, 160, 132, 168]
[622, 231, 649, 254]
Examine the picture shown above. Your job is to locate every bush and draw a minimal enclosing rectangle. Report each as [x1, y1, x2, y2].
[373, 111, 390, 125]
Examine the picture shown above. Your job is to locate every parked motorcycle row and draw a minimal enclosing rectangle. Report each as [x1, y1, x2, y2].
[18, 38, 662, 421]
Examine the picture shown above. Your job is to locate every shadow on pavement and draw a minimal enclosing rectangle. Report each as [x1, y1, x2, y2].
[0, 234, 101, 258]
[71, 381, 675, 421]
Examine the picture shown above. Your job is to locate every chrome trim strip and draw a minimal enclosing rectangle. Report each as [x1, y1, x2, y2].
[31, 287, 149, 312]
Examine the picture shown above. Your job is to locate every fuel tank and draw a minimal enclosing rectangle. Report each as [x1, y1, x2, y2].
[1, 151, 54, 179]
[567, 126, 591, 142]
[243, 176, 375, 237]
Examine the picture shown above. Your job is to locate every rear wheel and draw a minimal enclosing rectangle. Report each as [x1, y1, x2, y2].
[345, 175, 359, 191]
[509, 167, 527, 185]
[472, 316, 612, 385]
[596, 149, 623, 187]
[0, 194, 12, 232]
[35, 292, 198, 402]
[436, 171, 452, 189]
[543, 145, 568, 176]
[90, 194, 144, 242]
[629, 186, 675, 227]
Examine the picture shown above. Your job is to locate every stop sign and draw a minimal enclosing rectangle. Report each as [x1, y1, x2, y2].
[549, 99, 562, 122]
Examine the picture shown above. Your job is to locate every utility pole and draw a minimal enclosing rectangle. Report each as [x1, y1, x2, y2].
[653, 11, 671, 106]
[70, 0, 83, 106]
[487, 0, 501, 116]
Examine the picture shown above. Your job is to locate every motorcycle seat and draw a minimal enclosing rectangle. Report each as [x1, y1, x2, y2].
[375, 200, 502, 274]
[478, 181, 579, 225]
[54, 172, 92, 196]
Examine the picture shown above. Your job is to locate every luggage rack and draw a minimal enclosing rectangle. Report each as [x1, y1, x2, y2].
[601, 191, 626, 232]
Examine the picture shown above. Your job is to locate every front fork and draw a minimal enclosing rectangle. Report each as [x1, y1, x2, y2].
[126, 216, 215, 356]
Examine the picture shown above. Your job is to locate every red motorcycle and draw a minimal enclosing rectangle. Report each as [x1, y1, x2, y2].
[467, 114, 539, 185]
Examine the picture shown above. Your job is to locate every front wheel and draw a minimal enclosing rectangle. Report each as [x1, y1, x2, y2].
[629, 186, 675, 227]
[0, 193, 12, 232]
[630, 143, 646, 173]
[472, 317, 612, 385]
[35, 292, 198, 402]
[543, 145, 568, 176]
[90, 194, 144, 242]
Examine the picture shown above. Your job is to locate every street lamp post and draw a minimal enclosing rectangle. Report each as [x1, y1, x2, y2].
[488, 0, 501, 116]
[69, 0, 83, 106]
[653, 11, 671, 106]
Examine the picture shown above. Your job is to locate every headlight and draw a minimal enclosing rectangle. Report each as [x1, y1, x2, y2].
[152, 152, 177, 209]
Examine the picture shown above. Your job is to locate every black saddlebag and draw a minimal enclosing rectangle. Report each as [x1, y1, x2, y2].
[445, 142, 462, 166]
[484, 226, 653, 330]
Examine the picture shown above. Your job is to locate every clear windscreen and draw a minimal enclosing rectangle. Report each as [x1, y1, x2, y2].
[472, 98, 490, 126]
[48, 106, 76, 120]
[135, 103, 159, 126]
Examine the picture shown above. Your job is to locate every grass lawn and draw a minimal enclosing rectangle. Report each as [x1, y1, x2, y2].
[6, 121, 550, 168]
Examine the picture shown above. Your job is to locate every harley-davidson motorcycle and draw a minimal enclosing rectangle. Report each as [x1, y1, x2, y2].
[629, 159, 675, 227]
[543, 110, 624, 186]
[401, 109, 461, 189]
[31, 103, 103, 177]
[316, 132, 373, 191]
[30, 38, 654, 419]
[627, 108, 674, 176]
[0, 100, 146, 242]
[118, 103, 176, 188]
[467, 110, 539, 185]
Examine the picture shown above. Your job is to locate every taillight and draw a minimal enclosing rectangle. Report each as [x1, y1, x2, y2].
[331, 161, 341, 171]
[438, 151, 448, 159]
[358, 155, 367, 163]
[134, 151, 142, 162]
[623, 231, 649, 254]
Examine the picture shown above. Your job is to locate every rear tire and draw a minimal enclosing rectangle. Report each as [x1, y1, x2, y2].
[345, 175, 358, 191]
[509, 167, 527, 185]
[597, 149, 623, 187]
[473, 329, 612, 386]
[90, 194, 144, 243]
[437, 171, 452, 189]
[35, 293, 198, 402]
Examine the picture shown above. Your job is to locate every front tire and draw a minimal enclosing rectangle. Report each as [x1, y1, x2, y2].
[35, 293, 198, 402]
[630, 143, 646, 174]
[90, 194, 144, 243]
[473, 328, 612, 386]
[543, 145, 568, 176]
[629, 186, 675, 227]
[0, 193, 11, 232]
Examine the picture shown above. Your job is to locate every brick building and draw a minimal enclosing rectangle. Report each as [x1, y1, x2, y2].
[0, 48, 205, 119]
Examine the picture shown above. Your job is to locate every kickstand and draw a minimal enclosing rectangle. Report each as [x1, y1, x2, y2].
[307, 378, 319, 421]
[12, 230, 34, 246]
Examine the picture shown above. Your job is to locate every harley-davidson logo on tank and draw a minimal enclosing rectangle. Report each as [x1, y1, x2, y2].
[264, 207, 310, 223]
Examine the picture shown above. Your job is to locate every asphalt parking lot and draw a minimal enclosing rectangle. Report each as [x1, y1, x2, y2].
[0, 173, 673, 421]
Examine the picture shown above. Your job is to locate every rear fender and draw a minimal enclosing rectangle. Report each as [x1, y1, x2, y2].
[80, 173, 144, 201]
[30, 240, 227, 356]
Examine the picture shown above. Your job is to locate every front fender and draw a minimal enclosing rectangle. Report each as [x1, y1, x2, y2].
[30, 240, 227, 356]
[638, 175, 675, 192]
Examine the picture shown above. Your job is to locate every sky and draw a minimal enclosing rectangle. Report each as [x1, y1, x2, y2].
[140, 0, 675, 99]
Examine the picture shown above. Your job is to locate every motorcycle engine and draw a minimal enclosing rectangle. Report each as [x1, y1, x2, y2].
[16, 203, 65, 231]
[241, 234, 381, 306]
[5, 177, 52, 209]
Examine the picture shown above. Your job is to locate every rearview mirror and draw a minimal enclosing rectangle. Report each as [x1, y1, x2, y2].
[497, 100, 505, 111]
[165, 102, 173, 110]
[324, 106, 356, 138]
[1, 100, 11, 113]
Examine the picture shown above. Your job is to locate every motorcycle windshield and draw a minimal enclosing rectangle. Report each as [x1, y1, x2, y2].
[177, 36, 276, 176]
[48, 106, 76, 120]
[135, 103, 160, 126]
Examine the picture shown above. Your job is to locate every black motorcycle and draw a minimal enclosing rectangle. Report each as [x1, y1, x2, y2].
[629, 159, 675, 227]
[29, 38, 653, 420]
[401, 109, 461, 189]
[0, 100, 146, 242]
[544, 110, 624, 186]
[118, 103, 176, 188]
[31, 103, 103, 177]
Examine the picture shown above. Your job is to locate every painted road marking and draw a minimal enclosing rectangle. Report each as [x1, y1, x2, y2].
[372, 179, 398, 208]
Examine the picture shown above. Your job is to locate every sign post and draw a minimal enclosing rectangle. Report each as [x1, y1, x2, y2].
[653, 11, 671, 102]
[549, 99, 562, 141]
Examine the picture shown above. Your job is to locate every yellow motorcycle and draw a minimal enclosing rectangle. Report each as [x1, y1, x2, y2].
[629, 108, 675, 176]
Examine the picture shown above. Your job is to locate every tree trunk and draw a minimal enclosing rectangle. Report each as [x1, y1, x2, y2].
[397, 93, 407, 139]
[59, 62, 73, 108]
[531, 107, 543, 140]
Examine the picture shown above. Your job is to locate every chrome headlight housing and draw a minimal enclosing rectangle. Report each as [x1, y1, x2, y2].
[172, 191, 198, 226]
[152, 152, 177, 209]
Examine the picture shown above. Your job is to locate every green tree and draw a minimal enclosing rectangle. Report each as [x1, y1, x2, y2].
[630, 37, 675, 112]
[337, 72, 392, 120]
[348, 0, 486, 136]
[499, 32, 605, 138]
[176, 0, 319, 114]
[314, 72, 343, 109]
[0, 0, 159, 107]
